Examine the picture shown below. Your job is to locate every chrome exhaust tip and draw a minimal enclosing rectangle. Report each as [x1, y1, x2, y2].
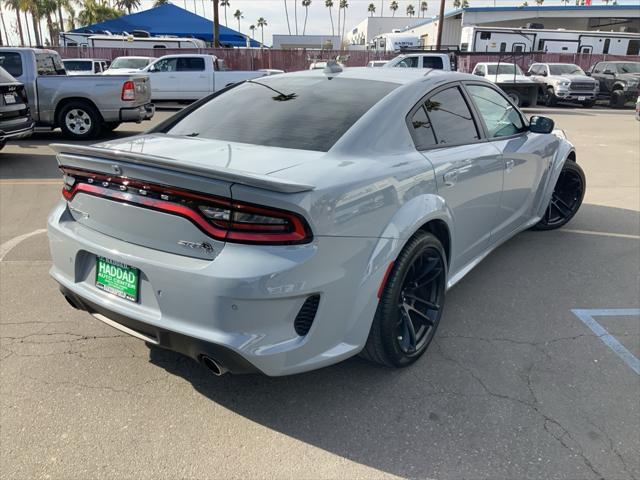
[201, 355, 228, 376]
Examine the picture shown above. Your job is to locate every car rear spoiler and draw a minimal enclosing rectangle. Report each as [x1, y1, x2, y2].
[50, 144, 315, 194]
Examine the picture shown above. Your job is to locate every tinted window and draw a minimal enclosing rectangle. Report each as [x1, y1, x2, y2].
[36, 53, 65, 75]
[423, 57, 443, 69]
[167, 77, 397, 152]
[424, 87, 479, 145]
[409, 106, 437, 149]
[152, 58, 177, 71]
[627, 40, 640, 56]
[549, 64, 585, 75]
[467, 84, 525, 138]
[603, 39, 610, 54]
[0, 52, 23, 77]
[177, 57, 205, 71]
[397, 57, 419, 68]
[592, 62, 604, 73]
[480, 31, 491, 40]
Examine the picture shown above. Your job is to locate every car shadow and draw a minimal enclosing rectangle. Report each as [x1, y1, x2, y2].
[146, 203, 639, 479]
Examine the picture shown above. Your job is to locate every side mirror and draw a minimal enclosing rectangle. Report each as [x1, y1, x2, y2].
[524, 71, 531, 76]
[529, 116, 555, 134]
[585, 71, 591, 76]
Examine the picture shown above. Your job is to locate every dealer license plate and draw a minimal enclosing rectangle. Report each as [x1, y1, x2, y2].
[95, 257, 139, 302]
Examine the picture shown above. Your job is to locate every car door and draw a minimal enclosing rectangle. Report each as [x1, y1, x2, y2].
[463, 82, 552, 241]
[147, 57, 179, 100]
[175, 57, 210, 100]
[590, 62, 608, 94]
[410, 84, 503, 273]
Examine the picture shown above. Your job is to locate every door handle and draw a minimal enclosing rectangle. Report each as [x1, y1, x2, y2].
[443, 170, 458, 186]
[505, 159, 515, 172]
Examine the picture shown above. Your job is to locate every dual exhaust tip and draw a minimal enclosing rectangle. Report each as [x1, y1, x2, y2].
[201, 355, 228, 376]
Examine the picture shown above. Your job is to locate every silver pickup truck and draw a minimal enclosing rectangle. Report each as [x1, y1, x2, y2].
[0, 48, 154, 139]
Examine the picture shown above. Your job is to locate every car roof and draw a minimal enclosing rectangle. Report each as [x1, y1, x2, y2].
[113, 56, 154, 59]
[533, 62, 579, 65]
[63, 58, 107, 61]
[477, 62, 517, 66]
[276, 67, 476, 86]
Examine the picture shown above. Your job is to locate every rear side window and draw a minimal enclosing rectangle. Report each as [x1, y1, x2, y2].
[409, 106, 437, 149]
[177, 57, 205, 71]
[35, 53, 65, 75]
[166, 77, 398, 152]
[0, 52, 23, 77]
[153, 58, 177, 72]
[466, 84, 525, 138]
[423, 57, 443, 69]
[423, 87, 479, 145]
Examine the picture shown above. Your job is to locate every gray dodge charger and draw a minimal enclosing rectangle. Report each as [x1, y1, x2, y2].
[48, 67, 585, 376]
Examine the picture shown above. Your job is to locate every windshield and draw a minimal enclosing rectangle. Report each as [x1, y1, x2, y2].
[549, 64, 585, 76]
[615, 62, 640, 74]
[63, 60, 92, 71]
[166, 77, 398, 152]
[487, 64, 524, 76]
[110, 57, 151, 69]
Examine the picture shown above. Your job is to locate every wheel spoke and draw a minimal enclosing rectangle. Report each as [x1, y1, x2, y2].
[400, 305, 417, 351]
[551, 196, 572, 218]
[405, 303, 435, 326]
[404, 293, 440, 311]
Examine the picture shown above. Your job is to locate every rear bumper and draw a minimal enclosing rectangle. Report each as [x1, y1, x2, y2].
[47, 201, 384, 376]
[0, 119, 35, 141]
[119, 103, 155, 123]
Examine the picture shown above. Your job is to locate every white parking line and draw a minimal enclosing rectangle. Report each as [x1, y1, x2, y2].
[560, 229, 640, 240]
[0, 229, 47, 262]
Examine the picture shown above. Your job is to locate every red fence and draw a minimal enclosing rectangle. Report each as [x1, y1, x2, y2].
[51, 47, 639, 73]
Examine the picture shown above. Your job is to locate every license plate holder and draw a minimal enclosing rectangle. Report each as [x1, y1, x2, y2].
[578, 96, 586, 101]
[3, 94, 16, 104]
[95, 256, 139, 302]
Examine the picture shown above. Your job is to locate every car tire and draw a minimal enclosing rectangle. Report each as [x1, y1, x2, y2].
[361, 231, 447, 368]
[58, 101, 102, 140]
[545, 87, 558, 107]
[610, 90, 625, 108]
[532, 160, 585, 231]
[505, 90, 523, 107]
[0, 139, 5, 151]
[102, 122, 121, 132]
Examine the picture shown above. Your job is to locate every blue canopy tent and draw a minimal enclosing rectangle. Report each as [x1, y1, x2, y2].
[71, 4, 260, 47]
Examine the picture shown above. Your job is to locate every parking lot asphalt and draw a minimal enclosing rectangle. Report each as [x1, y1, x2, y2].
[1, 107, 639, 480]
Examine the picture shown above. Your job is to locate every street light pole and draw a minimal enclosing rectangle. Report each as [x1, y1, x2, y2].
[435, 0, 445, 50]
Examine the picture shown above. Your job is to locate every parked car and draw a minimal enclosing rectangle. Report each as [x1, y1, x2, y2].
[0, 66, 34, 150]
[62, 58, 109, 75]
[102, 56, 155, 75]
[588, 61, 640, 107]
[384, 53, 453, 71]
[48, 68, 582, 376]
[142, 54, 283, 101]
[527, 63, 598, 108]
[472, 62, 540, 106]
[367, 60, 388, 68]
[0, 48, 154, 139]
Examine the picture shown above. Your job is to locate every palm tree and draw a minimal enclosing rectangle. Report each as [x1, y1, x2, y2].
[0, 3, 8, 45]
[78, 0, 121, 25]
[64, 2, 76, 29]
[340, 0, 347, 42]
[389, 1, 398, 17]
[249, 23, 255, 38]
[406, 4, 415, 16]
[256, 16, 266, 46]
[283, 0, 290, 34]
[293, 0, 298, 35]
[380, 0, 383, 16]
[220, 0, 229, 26]
[154, 0, 170, 5]
[233, 9, 242, 33]
[26, 0, 42, 46]
[453, 0, 468, 7]
[420, 1, 427, 16]
[115, 0, 140, 15]
[4, 0, 24, 45]
[560, 0, 570, 4]
[535, 0, 543, 4]
[367, 2, 375, 16]
[302, 0, 311, 34]
[325, 0, 334, 36]
[40, 0, 59, 45]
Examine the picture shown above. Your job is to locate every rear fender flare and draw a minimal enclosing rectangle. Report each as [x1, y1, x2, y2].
[534, 137, 576, 219]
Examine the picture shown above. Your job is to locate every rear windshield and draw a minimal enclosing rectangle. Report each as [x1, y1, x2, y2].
[166, 76, 398, 151]
[110, 57, 151, 69]
[63, 60, 93, 71]
[0, 52, 23, 77]
[614, 62, 640, 74]
[549, 64, 585, 75]
[487, 64, 524, 76]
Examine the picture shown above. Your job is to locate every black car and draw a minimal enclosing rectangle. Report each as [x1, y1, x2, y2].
[0, 66, 34, 150]
[588, 61, 640, 108]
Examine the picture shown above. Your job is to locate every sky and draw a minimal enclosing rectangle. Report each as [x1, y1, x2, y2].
[1, 0, 637, 46]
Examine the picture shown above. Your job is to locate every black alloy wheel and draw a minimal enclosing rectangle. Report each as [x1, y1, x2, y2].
[361, 232, 446, 367]
[533, 160, 585, 231]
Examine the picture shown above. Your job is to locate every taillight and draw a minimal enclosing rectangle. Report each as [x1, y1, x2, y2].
[121, 80, 135, 101]
[60, 168, 312, 245]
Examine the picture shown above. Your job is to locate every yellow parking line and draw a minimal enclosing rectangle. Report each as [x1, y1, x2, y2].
[0, 179, 60, 185]
[561, 229, 640, 240]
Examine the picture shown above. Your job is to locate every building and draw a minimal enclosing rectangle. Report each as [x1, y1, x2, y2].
[346, 17, 427, 46]
[399, 5, 640, 48]
[272, 35, 343, 50]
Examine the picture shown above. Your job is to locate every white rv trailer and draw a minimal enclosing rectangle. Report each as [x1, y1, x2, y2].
[460, 26, 640, 55]
[59, 32, 207, 49]
[370, 32, 421, 53]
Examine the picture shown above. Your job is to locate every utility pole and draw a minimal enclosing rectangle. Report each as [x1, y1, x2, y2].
[213, 0, 220, 47]
[435, 0, 445, 50]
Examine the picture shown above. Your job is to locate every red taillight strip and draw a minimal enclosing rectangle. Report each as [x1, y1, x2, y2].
[61, 167, 312, 245]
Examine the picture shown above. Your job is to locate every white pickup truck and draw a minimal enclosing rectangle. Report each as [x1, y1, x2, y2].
[383, 53, 454, 71]
[142, 54, 283, 101]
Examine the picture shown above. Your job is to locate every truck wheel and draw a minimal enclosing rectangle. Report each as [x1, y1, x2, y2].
[609, 90, 625, 109]
[58, 101, 102, 140]
[505, 90, 523, 107]
[545, 87, 558, 107]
